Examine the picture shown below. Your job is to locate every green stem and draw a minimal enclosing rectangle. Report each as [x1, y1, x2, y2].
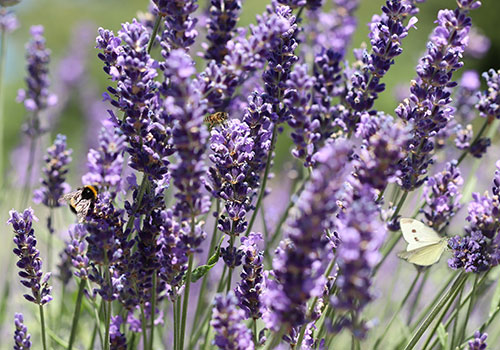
[458, 274, 479, 345]
[374, 270, 422, 350]
[39, 305, 48, 350]
[245, 124, 278, 237]
[450, 287, 464, 350]
[403, 273, 467, 350]
[173, 300, 179, 350]
[201, 320, 211, 350]
[410, 272, 457, 330]
[0, 28, 6, 190]
[421, 275, 467, 350]
[141, 305, 148, 350]
[391, 190, 408, 221]
[67, 279, 86, 350]
[253, 319, 258, 347]
[146, 16, 162, 54]
[180, 254, 194, 350]
[407, 269, 430, 325]
[87, 323, 97, 350]
[190, 202, 220, 341]
[149, 272, 157, 350]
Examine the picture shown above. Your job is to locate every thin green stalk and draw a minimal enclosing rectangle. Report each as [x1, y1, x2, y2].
[87, 323, 97, 350]
[226, 235, 235, 293]
[407, 269, 430, 325]
[450, 287, 464, 350]
[391, 190, 408, 221]
[0, 28, 5, 187]
[180, 254, 194, 350]
[410, 272, 458, 330]
[188, 268, 228, 349]
[173, 300, 179, 350]
[421, 275, 467, 350]
[264, 326, 286, 350]
[146, 16, 162, 53]
[201, 320, 212, 350]
[21, 134, 37, 208]
[458, 274, 480, 345]
[149, 272, 157, 350]
[253, 319, 258, 347]
[39, 305, 48, 350]
[191, 201, 220, 338]
[67, 279, 86, 350]
[403, 273, 467, 350]
[141, 305, 148, 350]
[245, 124, 278, 237]
[86, 285, 104, 349]
[374, 270, 422, 350]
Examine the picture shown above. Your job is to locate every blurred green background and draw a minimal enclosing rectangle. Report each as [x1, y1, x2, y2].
[1, 0, 499, 179]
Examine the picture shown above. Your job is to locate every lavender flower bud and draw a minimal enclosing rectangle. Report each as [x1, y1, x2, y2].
[82, 122, 126, 192]
[8, 208, 52, 305]
[332, 184, 386, 338]
[397, 1, 479, 190]
[476, 69, 500, 119]
[204, 0, 242, 63]
[13, 313, 31, 350]
[455, 124, 473, 150]
[158, 0, 198, 49]
[235, 232, 264, 320]
[0, 7, 19, 33]
[211, 292, 255, 350]
[109, 315, 127, 349]
[263, 139, 352, 331]
[448, 232, 492, 273]
[207, 119, 255, 237]
[16, 25, 57, 135]
[468, 331, 488, 350]
[422, 161, 463, 230]
[33, 134, 72, 208]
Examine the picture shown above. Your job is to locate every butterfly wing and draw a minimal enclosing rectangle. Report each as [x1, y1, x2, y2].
[397, 239, 447, 266]
[400, 218, 442, 251]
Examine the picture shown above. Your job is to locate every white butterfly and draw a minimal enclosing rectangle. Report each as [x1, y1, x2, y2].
[397, 218, 448, 266]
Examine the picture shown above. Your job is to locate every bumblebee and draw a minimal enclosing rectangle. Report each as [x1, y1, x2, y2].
[204, 111, 228, 130]
[61, 185, 98, 223]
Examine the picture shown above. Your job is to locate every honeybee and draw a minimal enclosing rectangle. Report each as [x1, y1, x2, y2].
[204, 111, 228, 130]
[61, 185, 98, 223]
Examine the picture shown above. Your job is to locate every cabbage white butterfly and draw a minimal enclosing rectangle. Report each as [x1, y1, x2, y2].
[397, 218, 448, 266]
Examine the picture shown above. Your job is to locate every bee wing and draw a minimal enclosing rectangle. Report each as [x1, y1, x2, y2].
[60, 190, 78, 204]
[76, 200, 92, 223]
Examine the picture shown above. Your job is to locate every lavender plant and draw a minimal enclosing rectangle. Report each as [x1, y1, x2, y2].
[5, 0, 500, 349]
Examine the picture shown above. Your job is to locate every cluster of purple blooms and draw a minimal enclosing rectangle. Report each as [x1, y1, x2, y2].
[6, 0, 500, 349]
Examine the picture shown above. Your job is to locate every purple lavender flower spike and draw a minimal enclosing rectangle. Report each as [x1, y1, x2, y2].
[263, 139, 352, 331]
[110, 315, 127, 350]
[468, 331, 488, 350]
[466, 192, 499, 240]
[307, 0, 359, 54]
[278, 0, 321, 10]
[353, 113, 410, 191]
[82, 122, 126, 193]
[235, 232, 264, 320]
[0, 7, 19, 33]
[421, 161, 463, 230]
[157, 209, 188, 299]
[396, 1, 480, 190]
[211, 292, 255, 350]
[33, 134, 72, 209]
[207, 119, 255, 239]
[16, 25, 57, 136]
[97, 21, 173, 180]
[261, 2, 299, 124]
[342, 0, 417, 130]
[14, 313, 31, 350]
[332, 183, 386, 338]
[8, 208, 52, 305]
[476, 69, 500, 120]
[157, 0, 199, 49]
[63, 224, 89, 280]
[163, 49, 210, 229]
[203, 0, 243, 63]
[448, 232, 492, 273]
[284, 63, 317, 165]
